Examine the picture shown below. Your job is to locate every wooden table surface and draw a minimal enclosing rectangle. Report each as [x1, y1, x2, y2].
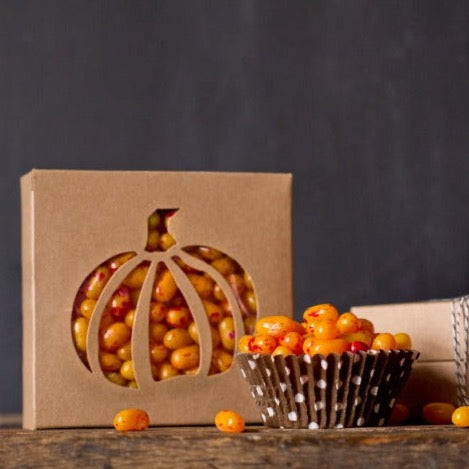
[1, 414, 469, 468]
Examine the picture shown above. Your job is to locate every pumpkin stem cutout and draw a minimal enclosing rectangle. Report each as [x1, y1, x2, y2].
[71, 209, 258, 390]
[145, 209, 178, 252]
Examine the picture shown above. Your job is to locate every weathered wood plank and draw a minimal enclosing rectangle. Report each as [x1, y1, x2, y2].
[0, 422, 468, 469]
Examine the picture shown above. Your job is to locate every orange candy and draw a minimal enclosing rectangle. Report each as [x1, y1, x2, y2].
[85, 266, 111, 300]
[101, 322, 132, 352]
[302, 336, 316, 355]
[358, 318, 374, 333]
[389, 403, 410, 425]
[249, 334, 277, 354]
[241, 307, 413, 360]
[422, 402, 456, 425]
[372, 333, 398, 351]
[255, 315, 304, 338]
[303, 304, 339, 323]
[313, 320, 339, 340]
[336, 312, 361, 335]
[452, 406, 469, 427]
[238, 335, 253, 352]
[215, 410, 245, 433]
[393, 332, 412, 350]
[272, 345, 294, 357]
[113, 408, 150, 431]
[278, 331, 304, 355]
[308, 338, 349, 356]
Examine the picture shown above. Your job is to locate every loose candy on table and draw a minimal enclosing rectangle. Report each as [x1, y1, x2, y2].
[214, 410, 245, 433]
[113, 408, 150, 432]
[422, 402, 456, 425]
[388, 403, 410, 425]
[452, 406, 469, 427]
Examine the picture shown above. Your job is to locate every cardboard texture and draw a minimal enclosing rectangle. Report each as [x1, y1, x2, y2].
[351, 300, 455, 362]
[21, 170, 293, 429]
[351, 299, 464, 409]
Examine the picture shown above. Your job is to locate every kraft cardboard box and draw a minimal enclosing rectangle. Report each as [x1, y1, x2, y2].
[21, 170, 293, 429]
[351, 298, 468, 411]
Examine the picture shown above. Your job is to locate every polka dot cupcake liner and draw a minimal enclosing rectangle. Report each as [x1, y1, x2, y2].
[237, 350, 420, 429]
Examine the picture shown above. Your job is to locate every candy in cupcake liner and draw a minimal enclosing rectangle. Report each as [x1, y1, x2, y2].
[237, 350, 419, 429]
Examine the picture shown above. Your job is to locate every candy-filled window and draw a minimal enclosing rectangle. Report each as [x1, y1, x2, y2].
[71, 209, 258, 388]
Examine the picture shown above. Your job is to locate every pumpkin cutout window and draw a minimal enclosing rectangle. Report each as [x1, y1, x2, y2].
[71, 209, 258, 389]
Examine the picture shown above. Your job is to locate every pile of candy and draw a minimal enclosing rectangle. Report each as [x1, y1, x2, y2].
[71, 209, 258, 387]
[238, 304, 412, 357]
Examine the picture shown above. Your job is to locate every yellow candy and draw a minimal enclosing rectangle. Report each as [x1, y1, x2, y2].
[371, 333, 397, 351]
[171, 345, 200, 370]
[153, 270, 178, 302]
[123, 265, 149, 289]
[159, 233, 176, 250]
[187, 274, 213, 299]
[452, 406, 469, 427]
[79, 299, 96, 319]
[163, 328, 193, 350]
[215, 410, 245, 433]
[73, 317, 88, 352]
[85, 267, 111, 300]
[113, 408, 150, 432]
[150, 344, 169, 364]
[100, 322, 131, 352]
[219, 317, 235, 351]
[99, 352, 122, 372]
[120, 360, 135, 381]
[394, 332, 412, 350]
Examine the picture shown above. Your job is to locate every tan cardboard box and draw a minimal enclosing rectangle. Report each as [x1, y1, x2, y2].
[351, 299, 466, 411]
[21, 170, 293, 429]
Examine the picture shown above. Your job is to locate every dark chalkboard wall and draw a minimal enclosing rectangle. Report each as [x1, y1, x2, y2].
[1, 1, 468, 413]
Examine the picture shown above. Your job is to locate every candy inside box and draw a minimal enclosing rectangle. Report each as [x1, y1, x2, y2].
[21, 170, 292, 429]
[237, 349, 420, 429]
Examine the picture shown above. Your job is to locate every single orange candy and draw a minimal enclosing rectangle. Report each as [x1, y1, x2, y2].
[422, 402, 456, 425]
[389, 403, 410, 425]
[249, 334, 277, 354]
[313, 320, 339, 340]
[272, 345, 294, 357]
[358, 318, 374, 333]
[215, 410, 245, 433]
[303, 304, 339, 323]
[371, 333, 397, 351]
[302, 319, 319, 335]
[255, 316, 303, 338]
[336, 312, 361, 335]
[113, 408, 150, 432]
[308, 338, 349, 356]
[278, 331, 304, 355]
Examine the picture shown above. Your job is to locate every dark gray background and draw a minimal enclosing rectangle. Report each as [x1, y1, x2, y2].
[1, 1, 468, 413]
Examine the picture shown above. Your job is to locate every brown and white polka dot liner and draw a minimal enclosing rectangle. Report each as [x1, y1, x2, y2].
[237, 349, 419, 429]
